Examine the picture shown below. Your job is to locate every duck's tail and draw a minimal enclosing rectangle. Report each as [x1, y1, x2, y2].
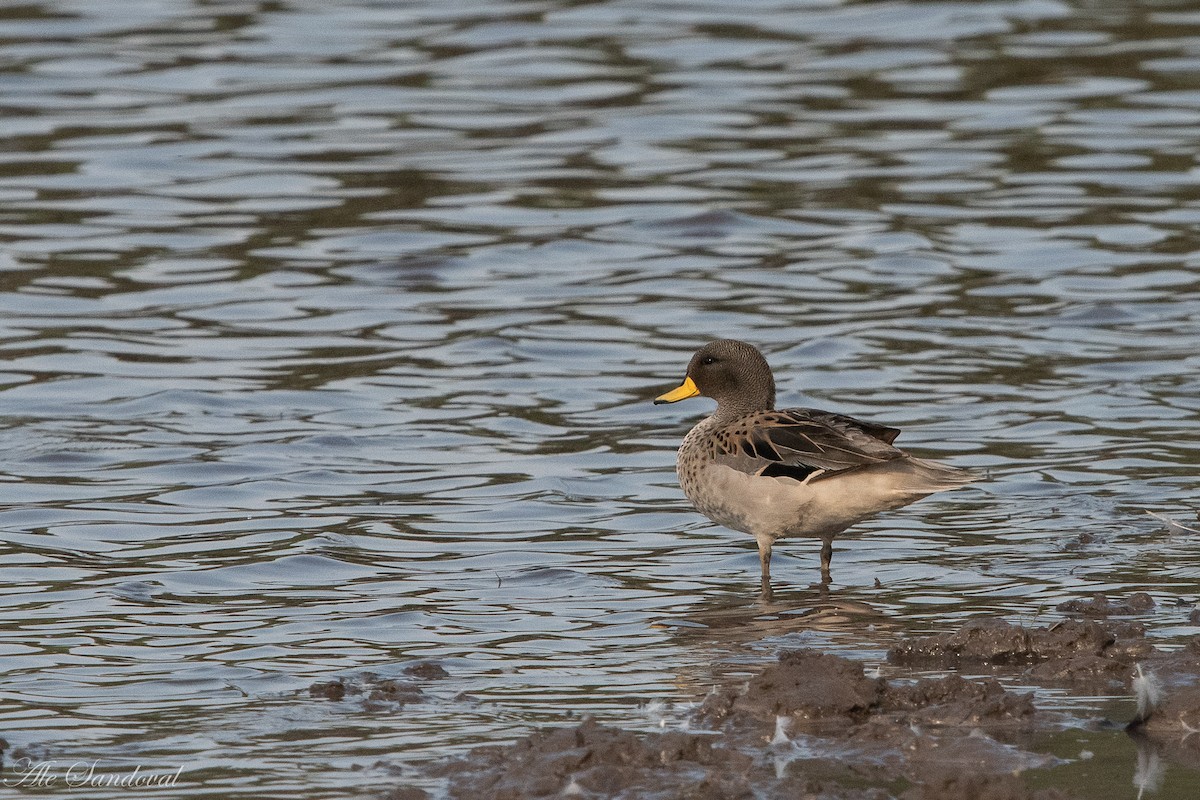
[893, 456, 976, 495]
[797, 456, 975, 538]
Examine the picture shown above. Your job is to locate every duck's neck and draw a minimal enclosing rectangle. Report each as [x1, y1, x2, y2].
[712, 390, 774, 424]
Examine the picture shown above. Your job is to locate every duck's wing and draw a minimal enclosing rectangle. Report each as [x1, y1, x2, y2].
[711, 408, 904, 481]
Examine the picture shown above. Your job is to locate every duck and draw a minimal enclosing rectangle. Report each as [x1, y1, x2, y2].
[654, 339, 974, 595]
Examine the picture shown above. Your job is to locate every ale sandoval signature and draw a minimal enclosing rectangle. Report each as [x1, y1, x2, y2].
[3, 759, 183, 789]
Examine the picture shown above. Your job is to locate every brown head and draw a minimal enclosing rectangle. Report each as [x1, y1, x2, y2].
[654, 339, 776, 420]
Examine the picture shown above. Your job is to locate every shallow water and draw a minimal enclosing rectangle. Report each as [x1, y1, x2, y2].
[0, 0, 1198, 797]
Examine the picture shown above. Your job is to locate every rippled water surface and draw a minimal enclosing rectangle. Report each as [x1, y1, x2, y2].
[1, 0, 1199, 797]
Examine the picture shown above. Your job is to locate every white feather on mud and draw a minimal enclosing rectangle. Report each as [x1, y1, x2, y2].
[1132, 663, 1162, 723]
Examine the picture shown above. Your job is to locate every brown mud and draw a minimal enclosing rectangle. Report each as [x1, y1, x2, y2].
[397, 602, 1200, 800]
[887, 617, 1155, 690]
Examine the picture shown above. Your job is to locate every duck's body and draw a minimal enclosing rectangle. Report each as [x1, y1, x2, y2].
[655, 340, 973, 594]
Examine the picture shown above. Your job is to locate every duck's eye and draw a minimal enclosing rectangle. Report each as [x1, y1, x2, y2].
[701, 356, 717, 365]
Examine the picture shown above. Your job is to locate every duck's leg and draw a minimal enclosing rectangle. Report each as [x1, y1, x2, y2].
[755, 534, 773, 600]
[819, 539, 833, 584]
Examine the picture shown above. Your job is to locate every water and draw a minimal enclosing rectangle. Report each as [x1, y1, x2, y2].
[0, 0, 1198, 797]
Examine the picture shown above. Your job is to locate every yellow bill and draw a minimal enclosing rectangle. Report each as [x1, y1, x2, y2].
[654, 375, 700, 404]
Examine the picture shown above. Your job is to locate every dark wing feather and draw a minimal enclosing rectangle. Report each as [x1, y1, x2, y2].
[712, 408, 904, 480]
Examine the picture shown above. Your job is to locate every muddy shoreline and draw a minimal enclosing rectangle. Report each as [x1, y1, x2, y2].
[387, 596, 1200, 800]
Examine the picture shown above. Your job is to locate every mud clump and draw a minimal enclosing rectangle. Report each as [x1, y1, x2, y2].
[1056, 592, 1155, 617]
[404, 661, 450, 680]
[888, 618, 1114, 665]
[368, 679, 425, 704]
[881, 673, 1035, 726]
[722, 649, 884, 724]
[708, 650, 1048, 786]
[887, 618, 1154, 691]
[309, 679, 348, 701]
[306, 674, 425, 708]
[434, 716, 754, 800]
[700, 649, 1035, 731]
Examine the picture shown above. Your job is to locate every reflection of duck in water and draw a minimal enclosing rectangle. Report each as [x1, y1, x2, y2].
[652, 590, 895, 701]
[656, 340, 974, 597]
[654, 593, 892, 643]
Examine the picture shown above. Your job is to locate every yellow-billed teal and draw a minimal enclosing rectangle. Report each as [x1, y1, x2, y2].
[655, 339, 974, 595]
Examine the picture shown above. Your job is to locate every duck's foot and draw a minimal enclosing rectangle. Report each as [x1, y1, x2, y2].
[759, 579, 774, 603]
[759, 560, 774, 602]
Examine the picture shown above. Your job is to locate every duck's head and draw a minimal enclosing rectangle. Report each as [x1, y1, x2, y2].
[654, 339, 776, 416]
